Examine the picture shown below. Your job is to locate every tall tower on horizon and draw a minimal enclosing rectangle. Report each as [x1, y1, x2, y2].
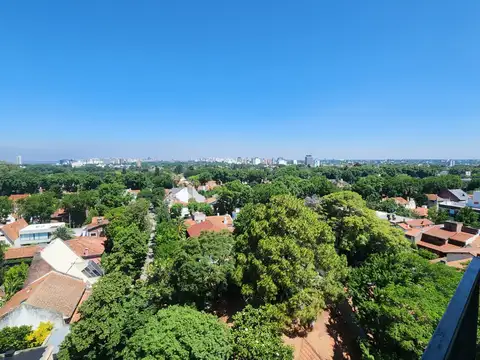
[305, 154, 314, 167]
[16, 155, 22, 165]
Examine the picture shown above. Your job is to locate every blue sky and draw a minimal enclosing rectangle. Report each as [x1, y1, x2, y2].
[1, 1, 479, 161]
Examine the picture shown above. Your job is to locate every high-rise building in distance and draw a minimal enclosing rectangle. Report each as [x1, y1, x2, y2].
[305, 154, 314, 167]
[16, 155, 22, 165]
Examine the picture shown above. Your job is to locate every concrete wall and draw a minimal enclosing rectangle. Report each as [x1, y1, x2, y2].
[0, 304, 64, 330]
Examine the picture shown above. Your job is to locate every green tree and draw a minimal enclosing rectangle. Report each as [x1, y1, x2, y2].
[215, 180, 253, 215]
[96, 183, 129, 215]
[352, 175, 384, 200]
[232, 305, 294, 360]
[18, 192, 58, 223]
[62, 190, 99, 227]
[349, 252, 462, 359]
[456, 207, 480, 228]
[169, 231, 235, 309]
[427, 206, 449, 224]
[123, 305, 232, 360]
[52, 226, 75, 240]
[170, 203, 184, 218]
[58, 273, 151, 360]
[0, 196, 13, 222]
[187, 201, 214, 215]
[102, 224, 148, 278]
[0, 325, 33, 353]
[234, 195, 347, 327]
[4, 263, 29, 299]
[317, 191, 411, 265]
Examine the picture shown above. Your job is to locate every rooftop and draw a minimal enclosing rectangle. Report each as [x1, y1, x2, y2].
[0, 271, 86, 320]
[20, 222, 65, 234]
[1, 218, 28, 242]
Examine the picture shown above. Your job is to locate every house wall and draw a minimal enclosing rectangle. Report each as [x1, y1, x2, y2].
[0, 304, 65, 330]
[446, 253, 473, 262]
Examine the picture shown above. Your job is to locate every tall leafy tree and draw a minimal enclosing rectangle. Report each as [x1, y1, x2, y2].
[4, 263, 29, 299]
[102, 224, 148, 279]
[58, 273, 152, 360]
[168, 231, 235, 309]
[0, 196, 13, 222]
[18, 192, 58, 223]
[122, 305, 232, 360]
[234, 195, 347, 326]
[215, 180, 253, 215]
[349, 252, 462, 360]
[317, 191, 411, 265]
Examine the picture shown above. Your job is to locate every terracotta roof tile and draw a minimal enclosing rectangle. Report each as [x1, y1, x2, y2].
[1, 218, 28, 242]
[8, 194, 30, 202]
[65, 236, 106, 258]
[406, 219, 433, 228]
[207, 215, 233, 228]
[449, 232, 475, 243]
[426, 194, 439, 201]
[413, 207, 429, 217]
[0, 271, 86, 320]
[70, 290, 92, 323]
[4, 244, 41, 260]
[405, 228, 422, 237]
[416, 240, 460, 254]
[397, 223, 411, 231]
[393, 197, 408, 205]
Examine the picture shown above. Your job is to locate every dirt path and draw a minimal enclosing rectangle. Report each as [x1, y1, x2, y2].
[283, 308, 361, 360]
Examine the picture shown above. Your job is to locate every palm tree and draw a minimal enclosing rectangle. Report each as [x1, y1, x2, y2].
[52, 226, 75, 241]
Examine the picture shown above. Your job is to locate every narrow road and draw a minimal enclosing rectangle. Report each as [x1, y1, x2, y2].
[140, 210, 156, 281]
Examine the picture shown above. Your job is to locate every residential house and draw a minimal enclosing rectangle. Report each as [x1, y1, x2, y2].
[4, 236, 106, 265]
[0, 218, 28, 246]
[185, 214, 234, 237]
[386, 197, 416, 210]
[167, 187, 206, 205]
[50, 208, 69, 223]
[413, 206, 429, 218]
[18, 223, 66, 247]
[0, 271, 87, 329]
[466, 191, 480, 210]
[415, 221, 479, 257]
[438, 189, 468, 202]
[81, 216, 109, 237]
[426, 194, 441, 208]
[197, 181, 219, 192]
[126, 189, 141, 200]
[38, 239, 103, 285]
[396, 219, 434, 243]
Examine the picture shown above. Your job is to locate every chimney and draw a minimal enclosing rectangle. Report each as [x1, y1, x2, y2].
[444, 221, 463, 233]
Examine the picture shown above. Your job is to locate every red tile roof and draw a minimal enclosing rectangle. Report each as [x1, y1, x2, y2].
[393, 197, 408, 205]
[66, 236, 106, 258]
[4, 245, 41, 260]
[8, 194, 30, 202]
[84, 217, 109, 231]
[406, 219, 433, 228]
[426, 194, 439, 201]
[1, 218, 28, 242]
[207, 215, 233, 228]
[397, 223, 410, 231]
[186, 220, 228, 237]
[423, 226, 476, 244]
[405, 228, 422, 237]
[70, 290, 92, 323]
[0, 271, 86, 320]
[416, 240, 460, 254]
[413, 207, 429, 217]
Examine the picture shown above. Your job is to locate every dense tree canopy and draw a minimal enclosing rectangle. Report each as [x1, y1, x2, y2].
[123, 305, 232, 360]
[349, 252, 462, 360]
[18, 192, 58, 223]
[316, 191, 412, 265]
[0, 196, 13, 223]
[234, 195, 347, 326]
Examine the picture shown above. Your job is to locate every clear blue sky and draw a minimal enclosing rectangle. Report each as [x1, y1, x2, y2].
[1, 1, 479, 161]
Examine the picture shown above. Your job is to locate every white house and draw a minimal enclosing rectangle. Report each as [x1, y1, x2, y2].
[40, 239, 103, 285]
[467, 191, 480, 210]
[17, 222, 66, 247]
[167, 187, 206, 204]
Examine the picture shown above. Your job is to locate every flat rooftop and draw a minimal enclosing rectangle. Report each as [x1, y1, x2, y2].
[20, 222, 66, 234]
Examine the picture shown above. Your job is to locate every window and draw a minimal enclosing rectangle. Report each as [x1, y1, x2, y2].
[81, 260, 104, 278]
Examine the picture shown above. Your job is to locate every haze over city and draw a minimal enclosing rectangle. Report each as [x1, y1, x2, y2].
[1, 1, 480, 161]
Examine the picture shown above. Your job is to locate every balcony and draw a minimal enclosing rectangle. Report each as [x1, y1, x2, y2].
[423, 256, 480, 359]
